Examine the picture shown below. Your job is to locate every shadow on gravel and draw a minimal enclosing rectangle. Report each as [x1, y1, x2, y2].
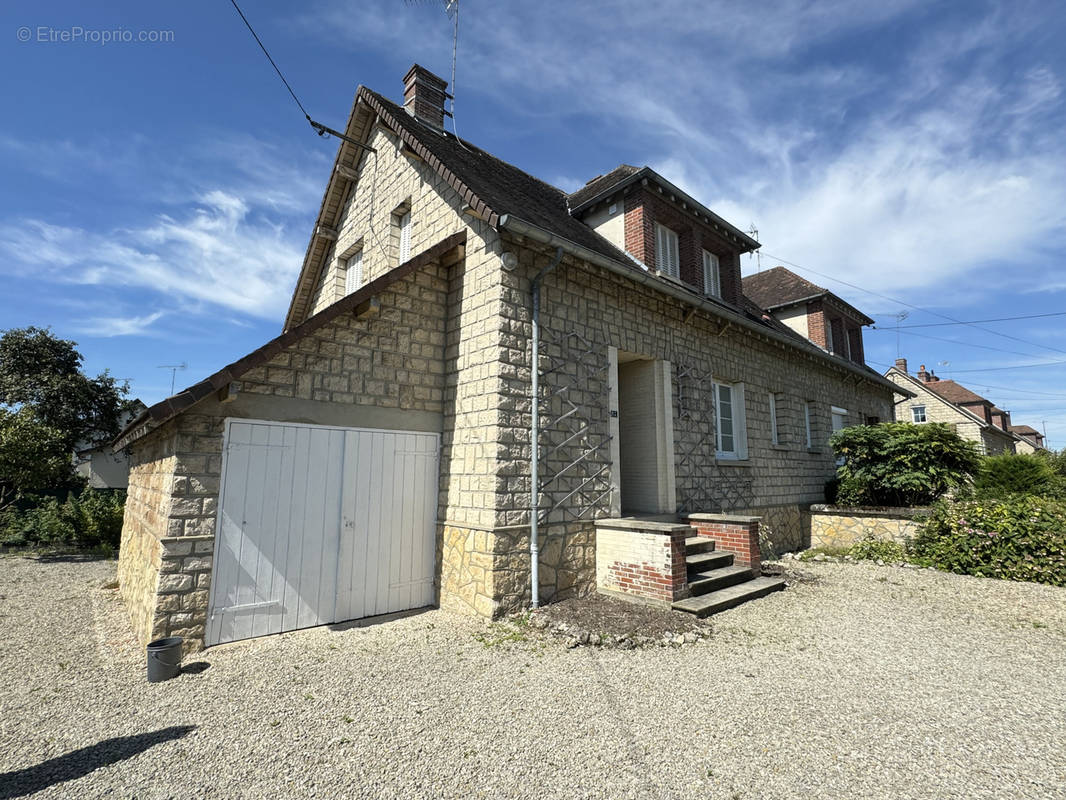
[182, 661, 211, 676]
[31, 553, 112, 564]
[0, 725, 195, 799]
[327, 606, 430, 633]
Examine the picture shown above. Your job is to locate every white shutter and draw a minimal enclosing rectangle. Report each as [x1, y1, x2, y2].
[399, 212, 412, 263]
[655, 223, 679, 279]
[703, 250, 721, 297]
[344, 250, 363, 295]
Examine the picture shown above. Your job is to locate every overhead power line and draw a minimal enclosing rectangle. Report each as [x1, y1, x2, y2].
[868, 327, 1039, 359]
[227, 0, 375, 153]
[760, 251, 1066, 358]
[893, 310, 1066, 329]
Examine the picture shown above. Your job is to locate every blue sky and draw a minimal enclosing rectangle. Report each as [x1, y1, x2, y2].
[2, 0, 1064, 445]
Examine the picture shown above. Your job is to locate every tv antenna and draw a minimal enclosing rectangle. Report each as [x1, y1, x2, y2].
[892, 311, 909, 358]
[937, 360, 951, 379]
[157, 362, 188, 396]
[747, 224, 761, 271]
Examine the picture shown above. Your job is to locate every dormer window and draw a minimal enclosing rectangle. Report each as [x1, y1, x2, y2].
[655, 223, 680, 279]
[702, 250, 721, 298]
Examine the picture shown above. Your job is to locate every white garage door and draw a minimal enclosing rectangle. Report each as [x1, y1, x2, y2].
[206, 419, 439, 646]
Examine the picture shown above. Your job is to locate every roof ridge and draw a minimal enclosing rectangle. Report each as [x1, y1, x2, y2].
[360, 88, 569, 201]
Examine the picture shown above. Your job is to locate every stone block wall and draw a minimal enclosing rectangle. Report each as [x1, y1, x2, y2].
[689, 514, 761, 574]
[595, 519, 691, 605]
[119, 260, 460, 650]
[809, 505, 927, 550]
[439, 521, 596, 618]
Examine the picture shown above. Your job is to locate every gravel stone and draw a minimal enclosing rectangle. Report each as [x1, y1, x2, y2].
[1, 555, 1065, 799]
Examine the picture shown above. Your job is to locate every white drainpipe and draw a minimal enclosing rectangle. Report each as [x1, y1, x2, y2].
[529, 246, 564, 609]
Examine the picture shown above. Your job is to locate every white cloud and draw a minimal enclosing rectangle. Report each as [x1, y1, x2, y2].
[72, 311, 167, 338]
[0, 189, 306, 320]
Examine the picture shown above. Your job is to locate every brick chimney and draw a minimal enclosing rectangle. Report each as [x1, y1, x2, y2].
[917, 364, 930, 382]
[894, 357, 908, 373]
[403, 64, 449, 129]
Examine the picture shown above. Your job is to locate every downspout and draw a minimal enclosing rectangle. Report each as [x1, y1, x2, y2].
[530, 246, 564, 609]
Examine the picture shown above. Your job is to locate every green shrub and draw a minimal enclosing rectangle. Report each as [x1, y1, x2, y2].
[850, 537, 908, 562]
[0, 488, 125, 552]
[975, 454, 1062, 498]
[830, 423, 980, 507]
[912, 496, 1066, 586]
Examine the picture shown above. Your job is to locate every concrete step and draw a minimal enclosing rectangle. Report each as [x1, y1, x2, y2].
[685, 536, 716, 554]
[687, 565, 754, 596]
[685, 550, 734, 570]
[672, 576, 787, 618]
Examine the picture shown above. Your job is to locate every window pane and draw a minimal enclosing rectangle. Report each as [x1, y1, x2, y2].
[717, 384, 735, 453]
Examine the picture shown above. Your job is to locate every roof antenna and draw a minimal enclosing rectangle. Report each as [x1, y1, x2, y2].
[937, 359, 952, 379]
[157, 362, 187, 396]
[892, 311, 909, 358]
[747, 224, 760, 271]
[404, 0, 470, 149]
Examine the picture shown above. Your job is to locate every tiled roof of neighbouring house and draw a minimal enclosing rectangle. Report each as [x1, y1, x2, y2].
[1009, 424, 1041, 437]
[742, 266, 874, 325]
[922, 379, 991, 406]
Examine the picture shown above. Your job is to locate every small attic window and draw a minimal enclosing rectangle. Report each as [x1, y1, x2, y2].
[344, 248, 363, 295]
[391, 202, 412, 265]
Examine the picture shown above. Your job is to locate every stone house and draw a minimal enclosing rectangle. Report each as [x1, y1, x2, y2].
[1009, 424, 1046, 454]
[114, 65, 903, 651]
[743, 266, 871, 365]
[885, 359, 1016, 454]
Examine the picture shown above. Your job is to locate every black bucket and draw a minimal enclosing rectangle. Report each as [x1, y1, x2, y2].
[146, 636, 184, 683]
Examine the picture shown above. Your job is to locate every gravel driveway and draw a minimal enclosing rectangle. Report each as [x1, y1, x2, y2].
[1, 555, 1064, 800]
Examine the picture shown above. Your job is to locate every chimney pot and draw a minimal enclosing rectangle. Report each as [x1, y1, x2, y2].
[917, 364, 930, 382]
[403, 64, 449, 130]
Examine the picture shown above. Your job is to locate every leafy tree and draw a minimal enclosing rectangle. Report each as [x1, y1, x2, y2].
[974, 453, 1062, 498]
[830, 422, 981, 507]
[0, 408, 75, 508]
[0, 326, 130, 450]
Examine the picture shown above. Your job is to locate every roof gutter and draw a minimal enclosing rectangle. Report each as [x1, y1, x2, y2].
[498, 213, 908, 398]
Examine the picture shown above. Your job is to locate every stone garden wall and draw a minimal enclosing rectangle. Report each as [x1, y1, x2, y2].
[809, 504, 928, 550]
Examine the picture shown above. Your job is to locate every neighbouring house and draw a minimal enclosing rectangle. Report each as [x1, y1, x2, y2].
[114, 65, 904, 651]
[1009, 424, 1046, 454]
[74, 400, 147, 489]
[885, 359, 1016, 454]
[742, 266, 872, 366]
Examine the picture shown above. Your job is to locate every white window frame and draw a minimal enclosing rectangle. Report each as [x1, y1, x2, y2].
[831, 406, 848, 465]
[769, 392, 780, 445]
[398, 211, 412, 263]
[344, 248, 363, 296]
[804, 401, 813, 449]
[714, 380, 747, 460]
[912, 405, 927, 424]
[825, 321, 834, 354]
[831, 406, 848, 433]
[702, 250, 721, 298]
[655, 222, 680, 279]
